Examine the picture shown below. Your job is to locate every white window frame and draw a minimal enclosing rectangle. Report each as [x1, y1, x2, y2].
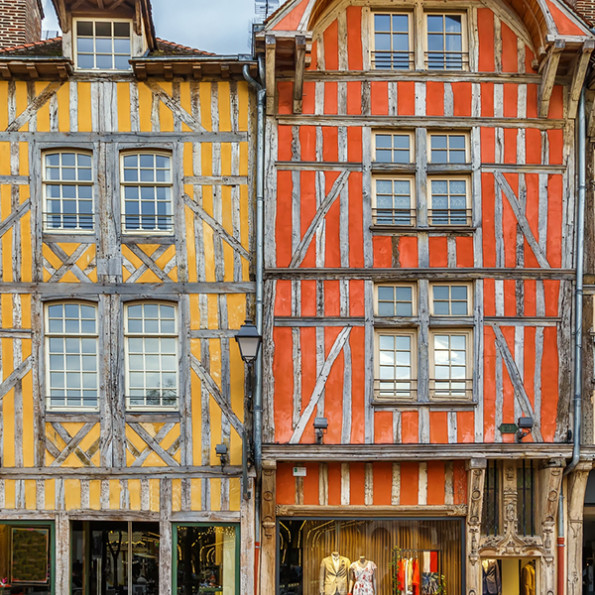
[429, 329, 473, 401]
[428, 132, 470, 164]
[375, 283, 417, 317]
[372, 175, 416, 227]
[374, 330, 417, 402]
[45, 301, 99, 411]
[124, 301, 179, 411]
[42, 150, 94, 233]
[430, 283, 472, 316]
[373, 131, 414, 164]
[371, 12, 413, 70]
[424, 12, 469, 71]
[120, 150, 174, 235]
[428, 176, 471, 226]
[73, 17, 133, 71]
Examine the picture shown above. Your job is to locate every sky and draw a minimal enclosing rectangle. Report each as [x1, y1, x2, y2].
[41, 0, 289, 55]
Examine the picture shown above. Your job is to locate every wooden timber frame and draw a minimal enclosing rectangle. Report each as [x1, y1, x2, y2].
[0, 3, 258, 593]
[258, 0, 595, 593]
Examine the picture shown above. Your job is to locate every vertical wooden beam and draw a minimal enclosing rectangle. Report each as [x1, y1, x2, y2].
[567, 462, 592, 595]
[538, 460, 564, 595]
[159, 478, 173, 595]
[55, 513, 70, 593]
[260, 461, 277, 595]
[465, 458, 486, 595]
[265, 35, 277, 116]
[538, 40, 565, 118]
[293, 36, 307, 114]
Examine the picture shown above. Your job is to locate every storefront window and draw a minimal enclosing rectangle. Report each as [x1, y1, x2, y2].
[278, 518, 463, 595]
[0, 522, 53, 593]
[71, 521, 159, 594]
[174, 524, 239, 594]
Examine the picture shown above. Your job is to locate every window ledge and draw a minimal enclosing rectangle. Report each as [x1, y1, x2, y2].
[372, 400, 476, 409]
[371, 224, 476, 234]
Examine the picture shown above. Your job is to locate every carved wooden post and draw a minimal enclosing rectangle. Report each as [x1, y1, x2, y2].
[539, 459, 564, 595]
[466, 458, 486, 595]
[567, 462, 592, 595]
[260, 461, 277, 595]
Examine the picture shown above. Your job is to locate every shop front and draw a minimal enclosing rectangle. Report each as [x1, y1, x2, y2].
[278, 517, 464, 595]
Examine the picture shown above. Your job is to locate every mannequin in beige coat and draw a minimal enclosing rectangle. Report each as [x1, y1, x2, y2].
[319, 552, 351, 595]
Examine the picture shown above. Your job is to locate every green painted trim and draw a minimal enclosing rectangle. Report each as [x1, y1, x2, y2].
[172, 523, 241, 594]
[0, 520, 55, 595]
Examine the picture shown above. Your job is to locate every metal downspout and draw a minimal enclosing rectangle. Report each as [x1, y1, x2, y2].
[243, 58, 265, 595]
[560, 88, 587, 594]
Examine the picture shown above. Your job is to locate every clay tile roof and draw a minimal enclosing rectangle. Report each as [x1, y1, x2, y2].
[0, 37, 64, 57]
[153, 38, 215, 57]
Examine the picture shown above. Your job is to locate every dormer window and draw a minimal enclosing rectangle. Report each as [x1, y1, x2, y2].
[75, 19, 132, 71]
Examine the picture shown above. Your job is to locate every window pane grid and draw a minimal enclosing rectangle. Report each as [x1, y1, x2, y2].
[429, 134, 468, 164]
[376, 285, 414, 317]
[122, 153, 174, 232]
[76, 20, 131, 71]
[426, 14, 466, 70]
[432, 285, 470, 316]
[431, 333, 470, 399]
[43, 152, 94, 231]
[46, 303, 98, 410]
[373, 14, 412, 70]
[374, 133, 412, 164]
[373, 178, 414, 226]
[375, 333, 415, 400]
[126, 303, 178, 409]
[429, 178, 470, 225]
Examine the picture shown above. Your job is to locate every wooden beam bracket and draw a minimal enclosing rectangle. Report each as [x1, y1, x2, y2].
[538, 39, 565, 118]
[569, 40, 595, 121]
[293, 35, 307, 114]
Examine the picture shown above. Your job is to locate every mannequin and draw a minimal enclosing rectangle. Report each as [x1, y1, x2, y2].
[320, 551, 351, 595]
[520, 561, 535, 595]
[349, 555, 377, 595]
[482, 559, 502, 595]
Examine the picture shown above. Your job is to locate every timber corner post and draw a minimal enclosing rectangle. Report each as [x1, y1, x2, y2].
[466, 458, 486, 595]
[260, 460, 277, 595]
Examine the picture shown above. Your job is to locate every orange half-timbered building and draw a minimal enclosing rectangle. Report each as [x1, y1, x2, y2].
[257, 0, 595, 593]
[0, 0, 257, 593]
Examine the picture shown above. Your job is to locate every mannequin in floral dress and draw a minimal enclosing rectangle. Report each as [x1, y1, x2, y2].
[348, 555, 377, 595]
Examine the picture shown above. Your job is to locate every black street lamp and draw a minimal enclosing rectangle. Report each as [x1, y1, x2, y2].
[235, 320, 262, 499]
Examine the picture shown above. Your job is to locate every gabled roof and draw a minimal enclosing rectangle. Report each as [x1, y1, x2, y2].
[0, 38, 63, 57]
[51, 0, 157, 49]
[154, 39, 215, 57]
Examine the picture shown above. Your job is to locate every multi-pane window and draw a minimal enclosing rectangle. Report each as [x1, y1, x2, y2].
[375, 133, 412, 164]
[373, 177, 415, 226]
[75, 20, 131, 71]
[426, 14, 466, 70]
[431, 284, 471, 316]
[376, 284, 415, 317]
[125, 302, 178, 409]
[121, 152, 173, 233]
[428, 178, 470, 225]
[43, 151, 93, 232]
[372, 13, 412, 70]
[375, 331, 417, 401]
[373, 133, 414, 226]
[429, 133, 468, 164]
[46, 302, 98, 410]
[430, 331, 471, 399]
[374, 282, 473, 402]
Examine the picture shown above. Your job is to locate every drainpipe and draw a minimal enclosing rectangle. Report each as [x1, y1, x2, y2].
[244, 57, 265, 595]
[566, 87, 586, 477]
[560, 88, 587, 594]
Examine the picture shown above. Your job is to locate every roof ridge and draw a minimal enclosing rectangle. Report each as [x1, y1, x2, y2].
[154, 38, 215, 56]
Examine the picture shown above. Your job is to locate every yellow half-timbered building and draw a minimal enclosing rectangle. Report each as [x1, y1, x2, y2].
[0, 1, 256, 593]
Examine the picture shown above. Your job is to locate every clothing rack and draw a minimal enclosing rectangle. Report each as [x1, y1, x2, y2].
[392, 549, 443, 595]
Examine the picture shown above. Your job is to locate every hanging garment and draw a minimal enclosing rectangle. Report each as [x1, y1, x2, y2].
[482, 560, 502, 595]
[521, 563, 535, 595]
[350, 560, 377, 595]
[411, 559, 420, 595]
